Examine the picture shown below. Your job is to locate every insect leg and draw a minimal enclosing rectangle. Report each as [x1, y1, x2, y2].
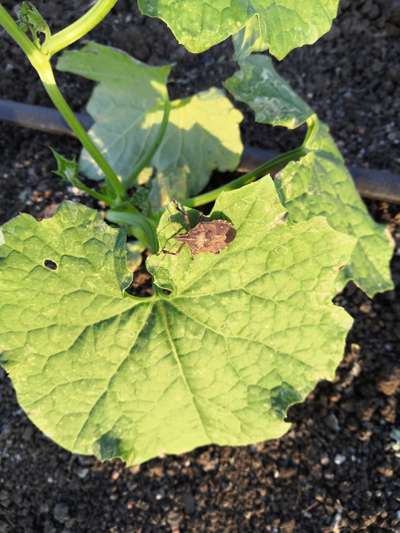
[172, 199, 191, 229]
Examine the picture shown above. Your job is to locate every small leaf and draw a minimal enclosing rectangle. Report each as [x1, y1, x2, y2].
[225, 54, 313, 129]
[17, 2, 50, 45]
[138, 0, 340, 58]
[275, 119, 394, 296]
[0, 181, 355, 465]
[58, 44, 243, 195]
[50, 148, 79, 185]
[224, 52, 393, 296]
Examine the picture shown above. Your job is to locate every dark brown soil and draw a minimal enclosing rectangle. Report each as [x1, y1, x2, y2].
[1, 1, 400, 531]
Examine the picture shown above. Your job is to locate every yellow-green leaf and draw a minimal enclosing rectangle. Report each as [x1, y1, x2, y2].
[138, 0, 340, 58]
[0, 179, 355, 465]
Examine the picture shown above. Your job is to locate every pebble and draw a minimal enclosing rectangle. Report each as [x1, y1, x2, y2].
[53, 503, 70, 524]
[0, 490, 10, 507]
[155, 489, 165, 501]
[360, 302, 372, 314]
[76, 467, 89, 479]
[167, 511, 182, 531]
[182, 493, 196, 514]
[334, 454, 347, 466]
[326, 413, 340, 432]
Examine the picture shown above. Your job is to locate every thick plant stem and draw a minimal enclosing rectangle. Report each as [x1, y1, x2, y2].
[184, 146, 306, 208]
[0, 4, 125, 200]
[125, 99, 171, 190]
[42, 0, 118, 57]
[42, 67, 125, 199]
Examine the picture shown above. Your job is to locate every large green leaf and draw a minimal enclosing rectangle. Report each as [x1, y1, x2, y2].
[275, 119, 394, 296]
[225, 54, 313, 129]
[57, 43, 243, 196]
[0, 178, 355, 465]
[138, 0, 340, 58]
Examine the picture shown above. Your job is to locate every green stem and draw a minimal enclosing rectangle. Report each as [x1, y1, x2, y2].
[42, 0, 118, 57]
[42, 69, 125, 199]
[107, 208, 159, 253]
[184, 146, 306, 208]
[0, 4, 125, 200]
[71, 177, 111, 204]
[42, 76, 124, 200]
[125, 99, 171, 190]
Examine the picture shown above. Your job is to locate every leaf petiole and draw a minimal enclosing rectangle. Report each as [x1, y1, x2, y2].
[184, 146, 306, 208]
[125, 99, 172, 190]
[41, 0, 118, 57]
[107, 208, 159, 253]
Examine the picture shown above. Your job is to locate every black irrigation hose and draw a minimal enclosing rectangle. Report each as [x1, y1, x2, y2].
[0, 98, 93, 134]
[1, 98, 400, 204]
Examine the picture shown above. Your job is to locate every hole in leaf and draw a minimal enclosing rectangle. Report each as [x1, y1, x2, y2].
[125, 255, 154, 298]
[44, 259, 58, 271]
[126, 269, 153, 297]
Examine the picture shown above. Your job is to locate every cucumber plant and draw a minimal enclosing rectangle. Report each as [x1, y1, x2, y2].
[0, 1, 394, 466]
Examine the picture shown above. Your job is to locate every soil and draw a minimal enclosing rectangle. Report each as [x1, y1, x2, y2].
[1, 0, 400, 531]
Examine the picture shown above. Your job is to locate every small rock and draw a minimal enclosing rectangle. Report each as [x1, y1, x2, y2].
[182, 492, 196, 514]
[281, 519, 296, 533]
[40, 503, 50, 514]
[53, 503, 70, 524]
[0, 490, 10, 507]
[377, 368, 400, 396]
[22, 425, 34, 442]
[334, 454, 346, 466]
[326, 413, 340, 432]
[377, 466, 394, 478]
[360, 301, 372, 314]
[76, 467, 89, 479]
[167, 511, 182, 531]
[155, 489, 165, 501]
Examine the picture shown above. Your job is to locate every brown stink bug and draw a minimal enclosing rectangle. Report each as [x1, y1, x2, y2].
[171, 202, 236, 255]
